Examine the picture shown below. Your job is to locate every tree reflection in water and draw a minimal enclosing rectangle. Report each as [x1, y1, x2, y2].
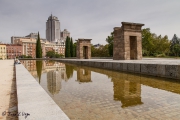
[36, 61, 42, 83]
[65, 64, 74, 80]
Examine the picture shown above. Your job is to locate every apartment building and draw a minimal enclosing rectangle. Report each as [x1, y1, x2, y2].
[0, 44, 7, 59]
[6, 44, 22, 59]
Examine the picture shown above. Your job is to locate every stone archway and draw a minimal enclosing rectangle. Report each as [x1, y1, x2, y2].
[76, 38, 92, 59]
[113, 22, 144, 60]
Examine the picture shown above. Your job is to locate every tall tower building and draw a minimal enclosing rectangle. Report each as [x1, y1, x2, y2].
[46, 14, 60, 42]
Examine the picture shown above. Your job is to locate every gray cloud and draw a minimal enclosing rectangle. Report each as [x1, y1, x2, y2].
[0, 0, 179, 44]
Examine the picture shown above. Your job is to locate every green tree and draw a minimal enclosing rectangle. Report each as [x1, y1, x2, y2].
[70, 37, 74, 57]
[73, 42, 77, 57]
[65, 36, 71, 57]
[36, 32, 42, 58]
[142, 28, 170, 57]
[170, 34, 180, 56]
[142, 28, 154, 56]
[106, 32, 114, 56]
[171, 44, 180, 57]
[46, 51, 55, 58]
[91, 44, 109, 57]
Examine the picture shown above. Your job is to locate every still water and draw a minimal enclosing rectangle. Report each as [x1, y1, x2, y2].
[21, 60, 180, 120]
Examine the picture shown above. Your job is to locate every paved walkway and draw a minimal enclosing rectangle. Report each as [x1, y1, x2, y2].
[16, 64, 70, 120]
[0, 60, 17, 120]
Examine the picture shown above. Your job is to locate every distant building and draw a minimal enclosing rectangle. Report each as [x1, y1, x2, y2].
[46, 14, 61, 42]
[6, 44, 22, 59]
[14, 38, 65, 58]
[11, 36, 24, 44]
[61, 29, 70, 40]
[25, 33, 38, 39]
[0, 44, 7, 59]
[93, 43, 101, 48]
[11, 33, 46, 44]
[14, 38, 45, 58]
[44, 40, 65, 55]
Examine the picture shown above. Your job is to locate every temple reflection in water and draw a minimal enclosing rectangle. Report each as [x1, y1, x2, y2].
[112, 77, 143, 108]
[76, 67, 92, 83]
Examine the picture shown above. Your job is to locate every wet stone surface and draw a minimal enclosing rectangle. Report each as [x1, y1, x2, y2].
[22, 60, 180, 120]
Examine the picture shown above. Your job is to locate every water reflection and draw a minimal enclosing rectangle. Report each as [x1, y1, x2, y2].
[76, 67, 92, 83]
[47, 69, 61, 95]
[112, 78, 143, 108]
[22, 61, 180, 119]
[65, 64, 74, 80]
[36, 61, 42, 83]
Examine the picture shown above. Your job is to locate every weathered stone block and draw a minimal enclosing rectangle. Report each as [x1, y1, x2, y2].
[123, 63, 127, 71]
[165, 65, 178, 79]
[141, 64, 148, 74]
[112, 63, 120, 71]
[177, 65, 180, 80]
[157, 65, 165, 77]
[134, 63, 140, 73]
[104, 62, 112, 69]
[141, 64, 157, 76]
[127, 63, 134, 72]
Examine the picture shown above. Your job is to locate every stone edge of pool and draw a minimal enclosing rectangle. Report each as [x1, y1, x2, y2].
[55, 59, 180, 80]
[15, 64, 70, 120]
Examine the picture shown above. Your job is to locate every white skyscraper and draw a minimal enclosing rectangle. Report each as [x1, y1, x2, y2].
[46, 14, 60, 42]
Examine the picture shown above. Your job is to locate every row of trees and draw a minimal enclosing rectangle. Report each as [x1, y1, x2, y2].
[142, 28, 170, 57]
[91, 45, 109, 57]
[65, 36, 76, 57]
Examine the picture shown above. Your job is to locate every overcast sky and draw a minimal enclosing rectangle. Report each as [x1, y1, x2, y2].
[0, 0, 179, 44]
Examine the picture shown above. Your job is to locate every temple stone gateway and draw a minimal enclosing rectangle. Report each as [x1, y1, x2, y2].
[76, 38, 92, 59]
[113, 22, 144, 60]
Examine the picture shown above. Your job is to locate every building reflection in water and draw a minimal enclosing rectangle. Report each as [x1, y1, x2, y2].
[46, 61, 68, 95]
[76, 67, 92, 83]
[21, 60, 45, 78]
[112, 77, 143, 108]
[47, 69, 62, 95]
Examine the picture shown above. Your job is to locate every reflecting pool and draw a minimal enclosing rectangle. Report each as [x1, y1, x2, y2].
[21, 60, 180, 120]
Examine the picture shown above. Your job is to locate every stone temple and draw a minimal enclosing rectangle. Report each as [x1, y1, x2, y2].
[76, 39, 92, 59]
[113, 22, 144, 60]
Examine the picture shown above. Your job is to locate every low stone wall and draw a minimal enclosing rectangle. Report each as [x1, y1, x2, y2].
[56, 59, 180, 80]
[15, 64, 70, 120]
